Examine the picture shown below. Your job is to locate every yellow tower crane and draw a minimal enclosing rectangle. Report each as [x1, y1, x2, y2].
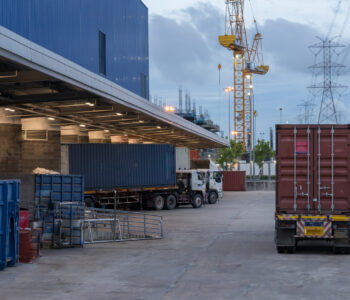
[219, 0, 269, 152]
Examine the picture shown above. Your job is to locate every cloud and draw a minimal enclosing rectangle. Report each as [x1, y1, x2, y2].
[150, 3, 334, 87]
[149, 3, 224, 85]
[148, 2, 350, 136]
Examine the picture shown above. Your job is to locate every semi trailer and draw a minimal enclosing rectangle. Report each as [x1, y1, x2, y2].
[275, 125, 350, 253]
[63, 144, 223, 210]
[84, 169, 207, 210]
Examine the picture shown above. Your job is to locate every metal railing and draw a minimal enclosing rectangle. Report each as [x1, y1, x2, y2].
[83, 208, 163, 244]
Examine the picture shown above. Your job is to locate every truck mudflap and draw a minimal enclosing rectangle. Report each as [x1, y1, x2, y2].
[276, 214, 350, 239]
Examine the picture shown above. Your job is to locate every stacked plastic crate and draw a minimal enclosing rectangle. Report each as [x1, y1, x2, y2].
[34, 175, 85, 248]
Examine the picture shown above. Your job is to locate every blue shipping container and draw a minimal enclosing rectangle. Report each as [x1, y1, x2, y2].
[0, 180, 20, 271]
[68, 144, 176, 190]
[0, 0, 149, 99]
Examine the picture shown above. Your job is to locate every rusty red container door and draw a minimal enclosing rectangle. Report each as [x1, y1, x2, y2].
[222, 171, 246, 191]
[190, 150, 199, 160]
[276, 125, 350, 214]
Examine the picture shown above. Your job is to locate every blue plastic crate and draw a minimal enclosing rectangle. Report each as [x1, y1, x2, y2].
[34, 175, 84, 219]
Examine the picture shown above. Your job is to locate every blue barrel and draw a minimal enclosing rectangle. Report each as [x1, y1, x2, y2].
[0, 180, 20, 271]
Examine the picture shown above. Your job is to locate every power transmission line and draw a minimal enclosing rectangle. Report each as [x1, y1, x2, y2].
[308, 37, 347, 124]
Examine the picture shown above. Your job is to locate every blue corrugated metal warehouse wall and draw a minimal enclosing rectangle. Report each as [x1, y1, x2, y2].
[0, 0, 149, 99]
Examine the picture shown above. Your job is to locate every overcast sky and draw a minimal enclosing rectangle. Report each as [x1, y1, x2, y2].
[142, 0, 350, 141]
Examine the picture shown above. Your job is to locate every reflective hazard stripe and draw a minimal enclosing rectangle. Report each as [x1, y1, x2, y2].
[296, 221, 332, 238]
[277, 215, 298, 220]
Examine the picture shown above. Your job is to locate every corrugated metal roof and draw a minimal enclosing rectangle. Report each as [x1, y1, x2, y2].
[0, 25, 229, 148]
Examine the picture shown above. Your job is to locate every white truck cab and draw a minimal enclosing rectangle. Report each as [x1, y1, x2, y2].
[197, 169, 224, 204]
[176, 170, 206, 208]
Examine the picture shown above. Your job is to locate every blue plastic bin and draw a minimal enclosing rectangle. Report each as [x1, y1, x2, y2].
[0, 180, 20, 271]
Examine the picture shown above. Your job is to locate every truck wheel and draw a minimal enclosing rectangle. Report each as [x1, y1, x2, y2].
[85, 197, 95, 208]
[208, 191, 218, 204]
[276, 246, 296, 254]
[192, 194, 203, 209]
[153, 195, 164, 210]
[333, 246, 350, 254]
[165, 195, 177, 210]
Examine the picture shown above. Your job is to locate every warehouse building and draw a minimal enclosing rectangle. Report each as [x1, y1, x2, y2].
[0, 0, 228, 173]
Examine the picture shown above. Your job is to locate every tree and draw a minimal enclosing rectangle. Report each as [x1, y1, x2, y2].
[254, 139, 275, 168]
[216, 140, 243, 170]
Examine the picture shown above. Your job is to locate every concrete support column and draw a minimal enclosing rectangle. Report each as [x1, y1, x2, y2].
[21, 117, 61, 173]
[0, 108, 22, 173]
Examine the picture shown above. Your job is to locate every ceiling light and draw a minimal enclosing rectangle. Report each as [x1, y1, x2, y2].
[164, 106, 176, 113]
[85, 102, 95, 107]
[116, 113, 123, 116]
[139, 120, 145, 123]
[104, 130, 110, 133]
[157, 126, 161, 129]
[4, 108, 15, 112]
[80, 124, 86, 128]
[48, 117, 55, 121]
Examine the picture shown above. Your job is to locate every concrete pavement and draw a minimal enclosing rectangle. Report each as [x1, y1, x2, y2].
[1, 191, 350, 300]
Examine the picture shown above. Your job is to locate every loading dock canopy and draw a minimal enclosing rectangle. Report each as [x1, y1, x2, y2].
[0, 26, 228, 149]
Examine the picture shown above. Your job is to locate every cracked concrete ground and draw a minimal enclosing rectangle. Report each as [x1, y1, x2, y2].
[1, 191, 350, 300]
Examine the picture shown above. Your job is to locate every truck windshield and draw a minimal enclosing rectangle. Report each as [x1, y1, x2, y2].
[213, 172, 222, 183]
[197, 172, 205, 181]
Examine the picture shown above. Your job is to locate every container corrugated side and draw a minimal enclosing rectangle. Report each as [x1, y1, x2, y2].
[222, 171, 246, 191]
[0, 0, 149, 99]
[176, 147, 190, 170]
[276, 124, 350, 214]
[68, 144, 176, 190]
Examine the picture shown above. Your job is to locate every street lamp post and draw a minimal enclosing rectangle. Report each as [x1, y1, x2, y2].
[252, 92, 257, 190]
[224, 87, 234, 141]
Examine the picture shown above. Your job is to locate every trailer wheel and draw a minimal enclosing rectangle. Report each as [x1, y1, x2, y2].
[208, 191, 218, 204]
[153, 195, 165, 210]
[192, 194, 203, 209]
[85, 197, 96, 208]
[333, 246, 350, 254]
[276, 246, 296, 254]
[165, 194, 177, 210]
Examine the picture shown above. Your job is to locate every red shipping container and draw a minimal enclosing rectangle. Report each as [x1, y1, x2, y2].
[276, 124, 350, 214]
[222, 171, 246, 191]
[20, 210, 29, 229]
[190, 150, 199, 160]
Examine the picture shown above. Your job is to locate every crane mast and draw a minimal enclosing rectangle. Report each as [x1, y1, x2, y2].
[219, 0, 268, 152]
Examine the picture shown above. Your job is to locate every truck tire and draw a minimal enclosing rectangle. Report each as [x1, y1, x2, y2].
[276, 246, 296, 254]
[192, 194, 203, 209]
[208, 191, 218, 204]
[85, 197, 96, 208]
[153, 195, 165, 210]
[165, 194, 177, 210]
[333, 246, 350, 254]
